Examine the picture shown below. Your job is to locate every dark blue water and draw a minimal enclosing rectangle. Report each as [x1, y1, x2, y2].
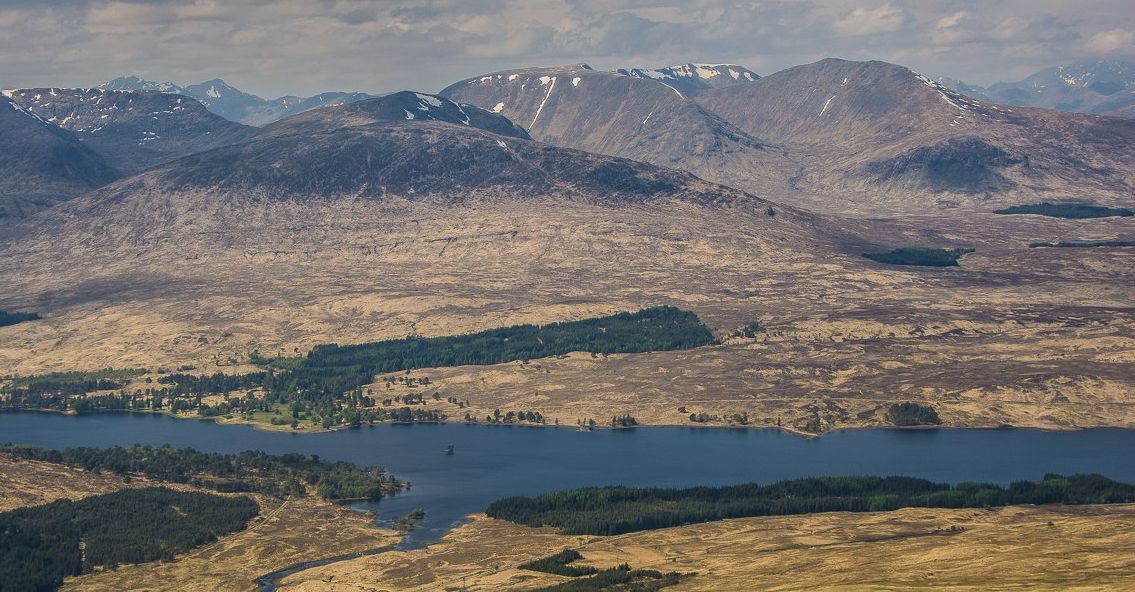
[2, 411, 1133, 547]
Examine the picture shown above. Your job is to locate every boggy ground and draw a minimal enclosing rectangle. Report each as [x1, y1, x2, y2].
[0, 454, 401, 592]
[1, 199, 1132, 432]
[276, 506, 1135, 591]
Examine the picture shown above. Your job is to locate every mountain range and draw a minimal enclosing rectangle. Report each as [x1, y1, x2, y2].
[0, 56, 1132, 434]
[5, 87, 256, 174]
[939, 60, 1135, 118]
[445, 59, 1135, 213]
[100, 75, 377, 126]
[4, 58, 1132, 224]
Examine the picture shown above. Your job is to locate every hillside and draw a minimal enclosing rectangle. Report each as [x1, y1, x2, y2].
[0, 95, 118, 220]
[443, 59, 1135, 215]
[440, 63, 797, 198]
[262, 91, 530, 139]
[0, 108, 1131, 433]
[697, 58, 1135, 213]
[7, 88, 257, 174]
[0, 113, 854, 375]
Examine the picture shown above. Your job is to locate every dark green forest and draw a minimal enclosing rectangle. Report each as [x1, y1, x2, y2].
[522, 549, 599, 577]
[487, 474, 1135, 536]
[532, 563, 685, 592]
[1029, 240, 1135, 248]
[0, 310, 40, 327]
[2, 307, 715, 429]
[0, 488, 258, 592]
[0, 444, 403, 500]
[994, 203, 1134, 219]
[862, 247, 975, 267]
[887, 402, 941, 426]
[523, 551, 685, 591]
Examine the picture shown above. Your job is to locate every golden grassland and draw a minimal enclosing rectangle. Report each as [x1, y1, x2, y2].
[0, 455, 401, 592]
[1, 202, 1132, 432]
[277, 506, 1135, 592]
[0, 455, 138, 512]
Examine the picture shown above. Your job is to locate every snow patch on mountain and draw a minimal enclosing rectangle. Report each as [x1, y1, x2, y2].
[415, 93, 444, 108]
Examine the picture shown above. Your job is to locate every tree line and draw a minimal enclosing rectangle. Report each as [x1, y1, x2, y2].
[994, 202, 1134, 219]
[487, 474, 1135, 536]
[0, 310, 40, 327]
[3, 307, 715, 431]
[0, 444, 403, 501]
[887, 402, 941, 426]
[0, 487, 258, 592]
[862, 247, 974, 267]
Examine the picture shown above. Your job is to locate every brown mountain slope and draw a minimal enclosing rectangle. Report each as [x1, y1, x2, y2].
[1, 116, 1131, 433]
[262, 91, 530, 140]
[8, 88, 257, 175]
[0, 118, 847, 374]
[0, 95, 119, 221]
[440, 64, 798, 198]
[697, 58, 1135, 213]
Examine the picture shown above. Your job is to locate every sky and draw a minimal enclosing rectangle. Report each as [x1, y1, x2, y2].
[2, 0, 1134, 98]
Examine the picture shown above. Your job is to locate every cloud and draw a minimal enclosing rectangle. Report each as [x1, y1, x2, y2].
[989, 17, 1029, 41]
[833, 4, 906, 37]
[0, 0, 1132, 95]
[931, 10, 974, 45]
[1085, 28, 1135, 55]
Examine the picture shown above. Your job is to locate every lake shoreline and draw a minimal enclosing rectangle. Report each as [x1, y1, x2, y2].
[3, 410, 1134, 550]
[0, 406, 1122, 439]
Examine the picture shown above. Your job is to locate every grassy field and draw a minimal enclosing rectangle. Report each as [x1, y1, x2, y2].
[1, 204, 1133, 433]
[276, 505, 1135, 591]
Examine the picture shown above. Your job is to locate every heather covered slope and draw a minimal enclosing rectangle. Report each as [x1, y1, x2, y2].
[0, 116, 840, 374]
[0, 95, 119, 220]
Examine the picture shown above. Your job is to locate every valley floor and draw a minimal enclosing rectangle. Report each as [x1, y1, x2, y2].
[1, 203, 1133, 433]
[275, 505, 1135, 591]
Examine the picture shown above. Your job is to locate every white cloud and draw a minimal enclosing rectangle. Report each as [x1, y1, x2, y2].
[833, 4, 906, 37]
[0, 1, 1132, 95]
[937, 11, 970, 30]
[1085, 28, 1135, 55]
[931, 10, 974, 45]
[989, 17, 1029, 41]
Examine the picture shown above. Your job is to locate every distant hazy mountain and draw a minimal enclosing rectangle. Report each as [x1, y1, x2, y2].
[8, 88, 256, 174]
[616, 63, 759, 95]
[939, 60, 1135, 118]
[0, 93, 118, 220]
[100, 76, 377, 125]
